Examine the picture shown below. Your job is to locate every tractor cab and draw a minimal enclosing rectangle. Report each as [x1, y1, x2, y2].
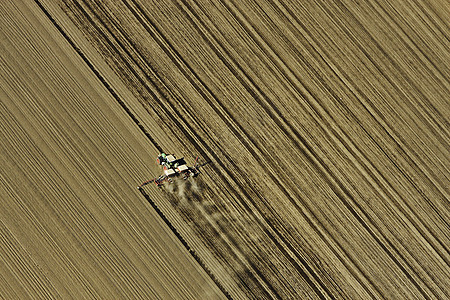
[157, 153, 188, 174]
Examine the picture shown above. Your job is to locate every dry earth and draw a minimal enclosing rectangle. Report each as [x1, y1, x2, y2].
[1, 0, 449, 299]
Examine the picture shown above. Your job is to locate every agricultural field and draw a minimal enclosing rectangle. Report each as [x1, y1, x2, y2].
[1, 0, 448, 299]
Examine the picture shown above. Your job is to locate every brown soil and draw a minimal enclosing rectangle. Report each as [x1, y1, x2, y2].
[1, 0, 448, 298]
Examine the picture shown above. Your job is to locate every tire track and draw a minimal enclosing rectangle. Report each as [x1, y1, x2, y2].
[124, 0, 336, 298]
[60, 0, 326, 297]
[413, 0, 450, 41]
[216, 1, 447, 297]
[275, 0, 449, 230]
[168, 0, 444, 297]
[138, 188, 232, 299]
[45, 0, 449, 298]
[370, 0, 449, 87]
[33, 0, 163, 155]
[299, 0, 450, 251]
[36, 0, 250, 298]
[254, 0, 450, 270]
[167, 2, 386, 298]
[138, 0, 446, 296]
[157, 0, 376, 297]
[313, 0, 450, 189]
[3, 1, 228, 298]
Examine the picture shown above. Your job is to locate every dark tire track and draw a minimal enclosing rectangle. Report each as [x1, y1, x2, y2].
[133, 0, 445, 298]
[53, 3, 279, 297]
[40, 0, 450, 298]
[62, 0, 334, 295]
[34, 0, 231, 298]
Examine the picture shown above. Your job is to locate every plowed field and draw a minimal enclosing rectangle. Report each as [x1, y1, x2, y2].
[1, 0, 448, 299]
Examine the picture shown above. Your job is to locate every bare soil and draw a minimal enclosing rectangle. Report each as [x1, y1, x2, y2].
[1, 0, 448, 298]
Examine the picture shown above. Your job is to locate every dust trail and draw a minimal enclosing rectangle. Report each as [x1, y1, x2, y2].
[166, 178, 256, 297]
[166, 180, 176, 194]
[177, 178, 188, 202]
[167, 177, 203, 202]
[190, 177, 202, 195]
